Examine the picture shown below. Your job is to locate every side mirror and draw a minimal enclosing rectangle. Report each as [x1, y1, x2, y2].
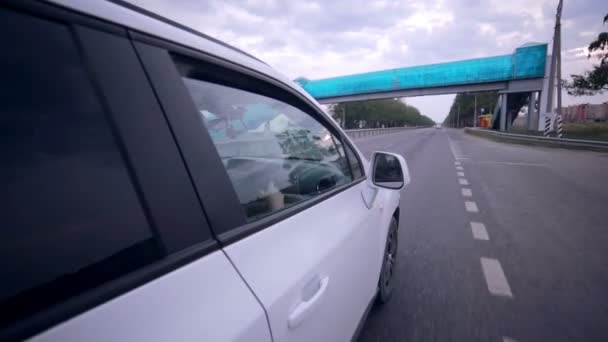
[371, 152, 410, 190]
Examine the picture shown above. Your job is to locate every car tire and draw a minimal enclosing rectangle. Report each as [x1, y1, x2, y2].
[376, 217, 398, 305]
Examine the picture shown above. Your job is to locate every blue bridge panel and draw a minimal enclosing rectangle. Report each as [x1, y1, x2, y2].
[295, 43, 546, 100]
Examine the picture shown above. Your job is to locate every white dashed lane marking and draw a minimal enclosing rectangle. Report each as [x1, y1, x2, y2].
[481, 257, 513, 298]
[461, 188, 472, 197]
[503, 337, 518, 342]
[447, 135, 470, 160]
[465, 201, 479, 212]
[457, 171, 465, 177]
[454, 161, 461, 166]
[471, 222, 489, 240]
[459, 178, 469, 185]
[456, 166, 464, 171]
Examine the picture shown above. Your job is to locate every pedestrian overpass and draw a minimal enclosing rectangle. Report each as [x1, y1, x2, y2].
[295, 43, 550, 131]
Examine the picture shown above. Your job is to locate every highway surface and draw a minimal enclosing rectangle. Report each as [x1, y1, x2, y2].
[354, 128, 608, 342]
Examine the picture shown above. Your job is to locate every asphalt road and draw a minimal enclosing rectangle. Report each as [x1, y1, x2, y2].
[354, 128, 608, 342]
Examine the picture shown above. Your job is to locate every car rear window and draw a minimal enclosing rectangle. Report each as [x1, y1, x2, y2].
[0, 8, 163, 327]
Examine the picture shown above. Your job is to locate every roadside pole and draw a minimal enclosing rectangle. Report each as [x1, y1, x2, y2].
[457, 104, 460, 128]
[555, 0, 564, 138]
[544, 116, 551, 136]
[545, 0, 563, 136]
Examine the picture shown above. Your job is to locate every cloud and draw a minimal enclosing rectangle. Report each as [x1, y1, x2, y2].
[126, 0, 608, 122]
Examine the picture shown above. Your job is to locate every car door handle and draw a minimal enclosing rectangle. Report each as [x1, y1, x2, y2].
[287, 276, 330, 329]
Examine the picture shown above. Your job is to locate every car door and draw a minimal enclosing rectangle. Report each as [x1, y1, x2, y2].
[0, 3, 271, 341]
[133, 40, 384, 341]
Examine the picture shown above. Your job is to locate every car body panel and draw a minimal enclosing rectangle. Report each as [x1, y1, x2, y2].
[224, 182, 385, 342]
[30, 251, 271, 342]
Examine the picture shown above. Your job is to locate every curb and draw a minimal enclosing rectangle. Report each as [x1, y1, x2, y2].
[464, 128, 608, 152]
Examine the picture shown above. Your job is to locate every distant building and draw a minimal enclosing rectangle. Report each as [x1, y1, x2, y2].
[561, 103, 608, 123]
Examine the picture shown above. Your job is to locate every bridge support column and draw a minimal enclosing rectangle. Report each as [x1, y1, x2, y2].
[526, 94, 532, 130]
[500, 94, 507, 131]
[527, 92, 538, 131]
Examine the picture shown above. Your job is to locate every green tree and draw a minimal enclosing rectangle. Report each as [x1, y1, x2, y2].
[565, 13, 608, 96]
[444, 92, 498, 127]
[330, 99, 434, 129]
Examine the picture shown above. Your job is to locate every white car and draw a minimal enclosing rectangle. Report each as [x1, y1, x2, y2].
[0, 1, 410, 341]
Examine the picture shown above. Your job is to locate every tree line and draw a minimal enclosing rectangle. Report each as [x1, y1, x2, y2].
[443, 92, 498, 127]
[329, 98, 435, 129]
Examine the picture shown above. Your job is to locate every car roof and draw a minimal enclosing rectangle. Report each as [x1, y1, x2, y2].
[44, 0, 320, 107]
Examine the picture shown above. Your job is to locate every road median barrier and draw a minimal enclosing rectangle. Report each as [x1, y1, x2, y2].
[345, 127, 421, 139]
[464, 127, 608, 152]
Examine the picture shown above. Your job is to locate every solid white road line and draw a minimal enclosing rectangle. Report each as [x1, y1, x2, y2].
[465, 201, 479, 212]
[471, 222, 489, 240]
[456, 166, 464, 171]
[481, 257, 513, 298]
[457, 171, 465, 177]
[459, 178, 469, 185]
[461, 188, 472, 197]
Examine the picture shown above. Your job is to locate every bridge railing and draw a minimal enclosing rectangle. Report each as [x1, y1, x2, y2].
[344, 127, 418, 139]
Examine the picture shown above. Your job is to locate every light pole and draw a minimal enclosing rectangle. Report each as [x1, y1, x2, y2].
[545, 0, 563, 133]
[556, 0, 564, 138]
[473, 94, 478, 127]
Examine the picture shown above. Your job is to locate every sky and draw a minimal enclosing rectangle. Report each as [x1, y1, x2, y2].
[127, 0, 608, 123]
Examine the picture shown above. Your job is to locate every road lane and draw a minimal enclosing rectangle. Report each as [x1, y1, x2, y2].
[356, 128, 499, 342]
[354, 128, 608, 342]
[448, 129, 608, 342]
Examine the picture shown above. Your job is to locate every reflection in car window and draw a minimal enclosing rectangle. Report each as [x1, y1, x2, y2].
[181, 78, 353, 220]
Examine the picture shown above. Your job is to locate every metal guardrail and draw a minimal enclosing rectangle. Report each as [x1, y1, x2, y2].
[465, 127, 608, 152]
[345, 127, 418, 139]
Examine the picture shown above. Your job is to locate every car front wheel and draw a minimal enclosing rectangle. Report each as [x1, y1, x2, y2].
[376, 217, 398, 305]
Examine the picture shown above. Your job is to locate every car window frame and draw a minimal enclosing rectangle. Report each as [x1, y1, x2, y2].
[132, 31, 367, 246]
[0, 2, 219, 340]
[179, 74, 357, 219]
[342, 141, 365, 180]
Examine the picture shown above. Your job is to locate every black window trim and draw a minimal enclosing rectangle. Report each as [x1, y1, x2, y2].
[337, 137, 366, 179]
[3, 0, 126, 37]
[0, 3, 220, 340]
[132, 31, 369, 246]
[343, 141, 366, 181]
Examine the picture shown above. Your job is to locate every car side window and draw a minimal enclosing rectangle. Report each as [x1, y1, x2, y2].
[180, 77, 353, 221]
[0, 8, 163, 328]
[343, 143, 364, 179]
